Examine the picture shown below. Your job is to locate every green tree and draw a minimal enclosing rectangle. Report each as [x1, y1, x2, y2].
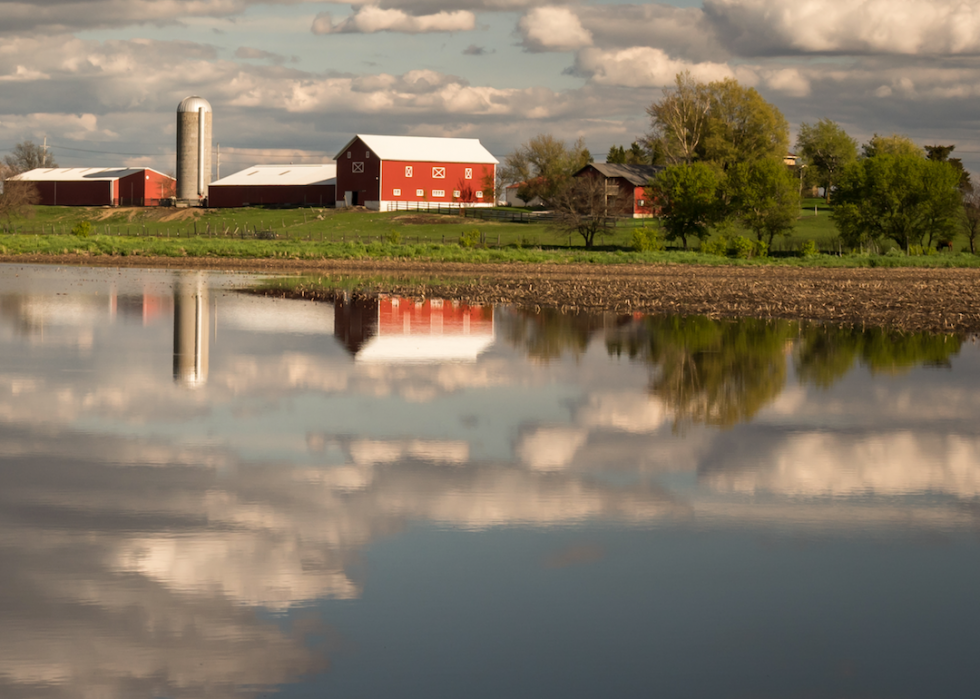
[606, 145, 627, 164]
[699, 78, 789, 170]
[648, 162, 724, 250]
[832, 153, 962, 252]
[727, 158, 799, 246]
[925, 144, 971, 192]
[550, 173, 629, 249]
[499, 134, 592, 206]
[795, 119, 858, 203]
[962, 184, 980, 254]
[861, 133, 922, 159]
[606, 142, 648, 165]
[647, 73, 788, 170]
[646, 71, 712, 165]
[3, 140, 57, 174]
[0, 163, 41, 229]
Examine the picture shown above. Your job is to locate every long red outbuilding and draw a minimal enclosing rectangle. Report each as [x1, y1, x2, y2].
[208, 164, 336, 208]
[9, 167, 175, 207]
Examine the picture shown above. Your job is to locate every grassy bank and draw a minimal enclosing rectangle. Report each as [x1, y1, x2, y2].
[3, 197, 841, 252]
[1, 197, 975, 267]
[1, 232, 979, 268]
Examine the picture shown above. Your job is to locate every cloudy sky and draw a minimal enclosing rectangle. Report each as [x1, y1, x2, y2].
[3, 0, 980, 174]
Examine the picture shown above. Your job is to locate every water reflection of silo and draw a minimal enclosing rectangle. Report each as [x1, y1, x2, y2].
[173, 275, 209, 387]
[334, 295, 379, 356]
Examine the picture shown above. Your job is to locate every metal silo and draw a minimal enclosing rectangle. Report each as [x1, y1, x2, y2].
[176, 96, 212, 204]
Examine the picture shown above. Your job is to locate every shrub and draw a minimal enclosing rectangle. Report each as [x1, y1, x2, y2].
[386, 230, 401, 244]
[459, 229, 482, 248]
[754, 239, 769, 258]
[701, 237, 727, 256]
[730, 235, 754, 259]
[631, 225, 665, 252]
[800, 239, 818, 257]
[71, 221, 92, 238]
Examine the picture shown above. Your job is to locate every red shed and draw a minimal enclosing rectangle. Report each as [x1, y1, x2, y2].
[334, 134, 498, 210]
[8, 168, 175, 206]
[208, 164, 337, 208]
[573, 163, 663, 217]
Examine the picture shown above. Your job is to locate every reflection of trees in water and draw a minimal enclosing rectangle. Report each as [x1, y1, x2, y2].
[500, 307, 616, 361]
[609, 315, 964, 428]
[506, 306, 965, 428]
[609, 316, 795, 428]
[794, 325, 962, 388]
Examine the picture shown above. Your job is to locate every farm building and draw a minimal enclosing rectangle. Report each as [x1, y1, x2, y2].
[208, 164, 337, 208]
[334, 134, 498, 210]
[573, 163, 663, 218]
[8, 168, 175, 207]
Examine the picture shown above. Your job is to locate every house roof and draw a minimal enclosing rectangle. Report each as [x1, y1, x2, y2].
[335, 134, 499, 164]
[10, 167, 171, 182]
[210, 164, 337, 187]
[578, 163, 663, 186]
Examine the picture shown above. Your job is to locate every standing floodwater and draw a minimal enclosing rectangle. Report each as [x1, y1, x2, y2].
[0, 264, 978, 698]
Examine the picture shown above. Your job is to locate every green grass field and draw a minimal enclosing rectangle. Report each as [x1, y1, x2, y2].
[0, 197, 972, 266]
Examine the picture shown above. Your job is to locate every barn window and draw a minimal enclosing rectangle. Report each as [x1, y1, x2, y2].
[453, 190, 461, 198]
[432, 166, 445, 179]
[404, 166, 413, 177]
[416, 188, 424, 196]
[352, 162, 364, 173]
[366, 151, 370, 158]
[347, 152, 351, 159]
[464, 168, 473, 179]
[475, 190, 484, 198]
[393, 188, 401, 196]
[432, 189, 445, 197]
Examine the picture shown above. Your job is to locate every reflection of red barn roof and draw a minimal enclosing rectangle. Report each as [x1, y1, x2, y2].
[357, 297, 494, 364]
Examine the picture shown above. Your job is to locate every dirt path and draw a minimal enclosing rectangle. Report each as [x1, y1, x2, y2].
[2, 254, 978, 334]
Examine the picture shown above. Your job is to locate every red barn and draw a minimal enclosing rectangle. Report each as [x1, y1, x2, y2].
[573, 163, 663, 217]
[9, 167, 175, 206]
[334, 134, 498, 210]
[208, 164, 336, 208]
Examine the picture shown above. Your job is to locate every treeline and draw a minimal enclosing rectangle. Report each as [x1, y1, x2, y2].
[502, 71, 978, 255]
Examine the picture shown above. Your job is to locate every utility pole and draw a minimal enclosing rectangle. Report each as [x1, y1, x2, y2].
[43, 136, 48, 167]
[216, 144, 220, 181]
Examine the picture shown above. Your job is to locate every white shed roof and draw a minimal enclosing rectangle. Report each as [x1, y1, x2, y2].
[336, 135, 498, 164]
[210, 164, 337, 187]
[11, 167, 170, 182]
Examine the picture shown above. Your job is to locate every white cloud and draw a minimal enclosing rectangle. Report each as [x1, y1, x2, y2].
[312, 6, 476, 35]
[704, 0, 980, 56]
[519, 6, 593, 52]
[575, 46, 735, 88]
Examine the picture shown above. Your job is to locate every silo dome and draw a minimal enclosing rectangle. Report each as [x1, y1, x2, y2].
[175, 96, 213, 204]
[177, 96, 212, 114]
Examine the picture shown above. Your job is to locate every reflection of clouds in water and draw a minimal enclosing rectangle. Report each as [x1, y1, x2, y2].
[517, 426, 588, 471]
[577, 391, 668, 433]
[705, 431, 980, 498]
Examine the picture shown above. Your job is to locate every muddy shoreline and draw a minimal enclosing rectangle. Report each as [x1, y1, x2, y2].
[2, 254, 978, 334]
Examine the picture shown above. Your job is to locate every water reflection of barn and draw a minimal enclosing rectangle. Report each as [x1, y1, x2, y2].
[334, 295, 494, 363]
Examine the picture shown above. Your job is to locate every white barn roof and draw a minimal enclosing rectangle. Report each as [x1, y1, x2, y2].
[210, 164, 337, 187]
[336, 135, 498, 164]
[11, 167, 170, 182]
